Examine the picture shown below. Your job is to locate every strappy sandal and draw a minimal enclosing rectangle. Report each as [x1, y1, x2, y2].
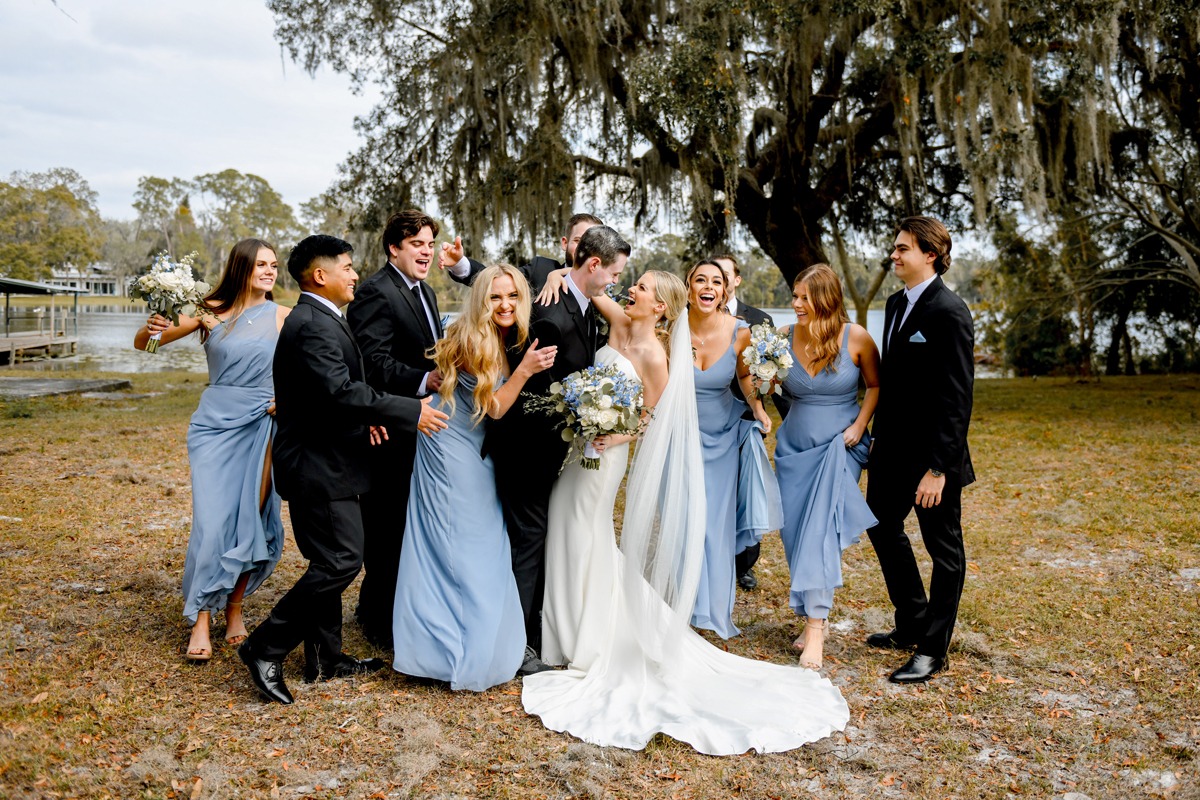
[186, 613, 212, 662]
[798, 618, 826, 671]
[224, 601, 248, 646]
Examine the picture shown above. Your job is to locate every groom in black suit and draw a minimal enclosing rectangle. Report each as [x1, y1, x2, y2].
[347, 210, 483, 648]
[865, 216, 975, 683]
[239, 235, 449, 704]
[490, 224, 630, 674]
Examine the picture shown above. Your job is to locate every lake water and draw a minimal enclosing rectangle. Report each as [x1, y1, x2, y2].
[2, 306, 888, 374]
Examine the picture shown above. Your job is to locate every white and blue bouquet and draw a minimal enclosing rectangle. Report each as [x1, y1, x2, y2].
[525, 363, 645, 470]
[128, 251, 209, 353]
[741, 322, 793, 395]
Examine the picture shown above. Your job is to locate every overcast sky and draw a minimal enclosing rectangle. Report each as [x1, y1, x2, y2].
[1, 0, 378, 220]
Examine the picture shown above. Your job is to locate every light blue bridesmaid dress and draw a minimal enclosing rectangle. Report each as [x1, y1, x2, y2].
[691, 321, 783, 639]
[392, 372, 526, 691]
[775, 326, 878, 619]
[181, 301, 285, 622]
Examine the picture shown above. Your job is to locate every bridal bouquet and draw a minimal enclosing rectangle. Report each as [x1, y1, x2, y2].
[525, 364, 644, 470]
[741, 322, 793, 395]
[128, 252, 209, 353]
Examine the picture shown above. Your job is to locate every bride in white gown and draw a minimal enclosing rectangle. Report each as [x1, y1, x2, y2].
[523, 270, 849, 755]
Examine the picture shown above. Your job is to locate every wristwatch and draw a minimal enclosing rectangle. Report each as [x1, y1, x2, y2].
[930, 468, 944, 478]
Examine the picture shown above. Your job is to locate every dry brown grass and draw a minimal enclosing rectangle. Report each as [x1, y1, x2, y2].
[1, 372, 1198, 799]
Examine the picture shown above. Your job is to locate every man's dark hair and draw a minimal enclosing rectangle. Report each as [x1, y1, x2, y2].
[382, 210, 440, 255]
[572, 225, 631, 269]
[897, 216, 953, 275]
[565, 213, 603, 237]
[288, 234, 354, 285]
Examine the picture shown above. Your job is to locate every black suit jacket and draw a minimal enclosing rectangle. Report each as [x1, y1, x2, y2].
[272, 295, 423, 501]
[348, 261, 484, 397]
[489, 287, 597, 476]
[869, 276, 975, 484]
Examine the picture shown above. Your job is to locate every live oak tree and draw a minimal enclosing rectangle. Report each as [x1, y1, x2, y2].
[268, 0, 1156, 290]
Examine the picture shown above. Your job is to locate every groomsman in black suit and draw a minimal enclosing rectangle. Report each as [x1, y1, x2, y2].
[347, 210, 483, 648]
[865, 216, 975, 684]
[239, 235, 449, 704]
[491, 225, 630, 674]
[713, 253, 790, 591]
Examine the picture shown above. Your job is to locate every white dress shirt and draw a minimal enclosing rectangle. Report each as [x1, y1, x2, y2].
[888, 273, 937, 347]
[390, 258, 470, 396]
[301, 291, 344, 317]
[564, 272, 591, 313]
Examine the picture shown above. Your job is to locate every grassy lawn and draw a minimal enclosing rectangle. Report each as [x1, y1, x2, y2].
[0, 373, 1197, 799]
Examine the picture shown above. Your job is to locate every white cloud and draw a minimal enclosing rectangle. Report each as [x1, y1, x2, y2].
[0, 0, 378, 219]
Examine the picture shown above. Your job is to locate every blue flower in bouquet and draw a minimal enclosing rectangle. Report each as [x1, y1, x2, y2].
[741, 322, 793, 395]
[524, 363, 644, 470]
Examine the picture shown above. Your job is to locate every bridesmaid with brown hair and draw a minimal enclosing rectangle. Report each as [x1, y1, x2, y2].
[134, 239, 289, 661]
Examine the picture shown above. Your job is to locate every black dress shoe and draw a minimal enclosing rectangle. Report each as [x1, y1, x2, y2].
[517, 645, 554, 676]
[737, 570, 758, 591]
[866, 629, 918, 651]
[304, 654, 387, 683]
[238, 643, 294, 704]
[888, 653, 946, 684]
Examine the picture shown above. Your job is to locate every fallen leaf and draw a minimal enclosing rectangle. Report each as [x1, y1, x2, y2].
[190, 778, 203, 799]
[29, 692, 48, 705]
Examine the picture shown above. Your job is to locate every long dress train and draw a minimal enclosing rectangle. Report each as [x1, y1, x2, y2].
[182, 301, 284, 622]
[524, 344, 848, 754]
[392, 373, 526, 691]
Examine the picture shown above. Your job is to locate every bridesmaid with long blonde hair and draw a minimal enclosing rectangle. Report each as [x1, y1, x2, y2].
[391, 264, 558, 691]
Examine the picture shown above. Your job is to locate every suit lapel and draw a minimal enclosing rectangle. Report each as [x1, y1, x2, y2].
[883, 291, 903, 358]
[300, 295, 364, 371]
[385, 265, 436, 345]
[564, 290, 591, 349]
[896, 276, 944, 344]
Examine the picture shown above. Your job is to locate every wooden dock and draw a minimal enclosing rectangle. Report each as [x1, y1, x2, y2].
[0, 331, 79, 365]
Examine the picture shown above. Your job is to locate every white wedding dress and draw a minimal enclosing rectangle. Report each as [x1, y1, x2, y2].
[523, 340, 850, 755]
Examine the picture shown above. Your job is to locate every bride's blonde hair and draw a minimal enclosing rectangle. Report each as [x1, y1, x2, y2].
[642, 270, 687, 357]
[432, 264, 531, 424]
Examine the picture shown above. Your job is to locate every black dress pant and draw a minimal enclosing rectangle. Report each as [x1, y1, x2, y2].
[355, 445, 415, 643]
[246, 495, 365, 669]
[865, 465, 966, 659]
[494, 436, 565, 654]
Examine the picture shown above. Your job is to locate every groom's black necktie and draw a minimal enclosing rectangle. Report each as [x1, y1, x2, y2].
[585, 303, 599, 349]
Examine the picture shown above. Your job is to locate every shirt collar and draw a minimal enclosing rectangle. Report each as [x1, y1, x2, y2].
[390, 263, 421, 290]
[301, 291, 344, 317]
[564, 272, 590, 311]
[726, 296, 739, 316]
[904, 273, 938, 306]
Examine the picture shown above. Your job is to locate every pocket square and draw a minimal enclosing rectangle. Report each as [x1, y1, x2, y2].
[909, 331, 927, 343]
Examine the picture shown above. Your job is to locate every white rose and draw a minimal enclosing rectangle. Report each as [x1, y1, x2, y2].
[758, 362, 779, 381]
[598, 395, 613, 409]
[579, 407, 598, 425]
[597, 408, 620, 430]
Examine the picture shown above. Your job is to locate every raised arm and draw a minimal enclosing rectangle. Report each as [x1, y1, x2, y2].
[486, 338, 558, 419]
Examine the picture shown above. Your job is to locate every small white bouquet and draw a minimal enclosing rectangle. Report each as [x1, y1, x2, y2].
[524, 363, 645, 470]
[741, 322, 793, 395]
[129, 252, 210, 353]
